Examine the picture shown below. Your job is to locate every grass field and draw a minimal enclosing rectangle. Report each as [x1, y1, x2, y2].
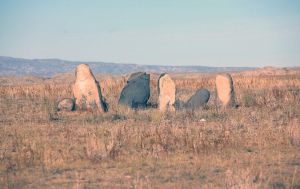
[0, 71, 299, 188]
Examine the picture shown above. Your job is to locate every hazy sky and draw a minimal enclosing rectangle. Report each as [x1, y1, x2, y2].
[0, 0, 299, 67]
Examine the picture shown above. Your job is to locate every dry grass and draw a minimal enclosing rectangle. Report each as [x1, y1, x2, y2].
[0, 72, 300, 188]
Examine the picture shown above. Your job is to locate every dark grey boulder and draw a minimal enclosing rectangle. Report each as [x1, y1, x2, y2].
[185, 88, 210, 110]
[118, 72, 150, 108]
[57, 98, 74, 111]
[127, 72, 145, 83]
[174, 99, 185, 110]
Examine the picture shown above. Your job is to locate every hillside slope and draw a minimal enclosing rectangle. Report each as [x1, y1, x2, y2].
[0, 56, 255, 76]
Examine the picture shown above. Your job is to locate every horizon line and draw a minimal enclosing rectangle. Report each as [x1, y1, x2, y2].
[1, 55, 284, 68]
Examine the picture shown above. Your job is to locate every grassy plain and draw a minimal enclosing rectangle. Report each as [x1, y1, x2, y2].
[0, 71, 299, 188]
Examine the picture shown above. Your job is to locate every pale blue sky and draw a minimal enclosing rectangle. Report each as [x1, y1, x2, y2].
[0, 0, 299, 67]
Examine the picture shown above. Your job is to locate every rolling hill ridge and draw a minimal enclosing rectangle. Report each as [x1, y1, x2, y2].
[0, 56, 255, 76]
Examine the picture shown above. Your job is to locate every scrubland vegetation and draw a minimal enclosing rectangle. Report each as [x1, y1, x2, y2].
[0, 72, 299, 188]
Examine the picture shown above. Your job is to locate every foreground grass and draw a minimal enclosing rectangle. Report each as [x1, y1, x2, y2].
[0, 73, 299, 188]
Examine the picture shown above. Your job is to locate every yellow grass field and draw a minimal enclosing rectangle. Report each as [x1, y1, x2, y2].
[0, 71, 299, 188]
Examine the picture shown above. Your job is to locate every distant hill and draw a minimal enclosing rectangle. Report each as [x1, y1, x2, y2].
[236, 66, 300, 76]
[0, 56, 255, 77]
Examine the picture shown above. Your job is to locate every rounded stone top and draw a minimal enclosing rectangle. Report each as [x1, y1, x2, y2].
[75, 64, 95, 81]
[216, 73, 232, 80]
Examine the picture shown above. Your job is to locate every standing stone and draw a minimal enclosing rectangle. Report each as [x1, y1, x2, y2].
[158, 73, 176, 111]
[73, 64, 108, 112]
[185, 88, 210, 110]
[57, 98, 74, 111]
[119, 72, 150, 108]
[127, 72, 145, 82]
[215, 73, 236, 107]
